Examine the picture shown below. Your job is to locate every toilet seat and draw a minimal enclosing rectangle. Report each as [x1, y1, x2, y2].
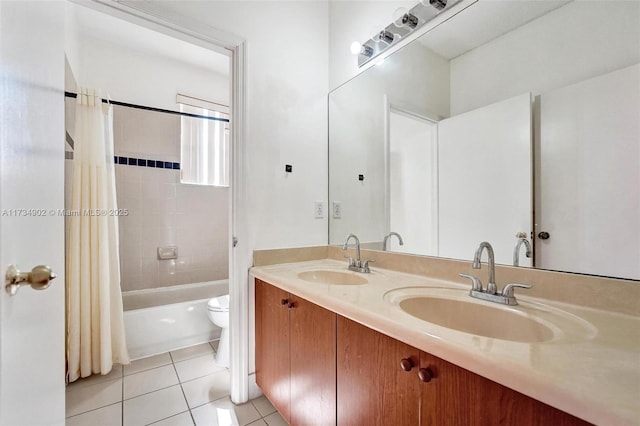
[207, 294, 229, 312]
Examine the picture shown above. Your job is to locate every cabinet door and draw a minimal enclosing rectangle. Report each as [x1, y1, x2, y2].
[419, 351, 590, 426]
[255, 279, 291, 422]
[289, 295, 337, 425]
[337, 316, 420, 425]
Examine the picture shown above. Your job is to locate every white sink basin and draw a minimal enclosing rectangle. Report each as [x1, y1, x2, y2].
[384, 287, 595, 343]
[297, 270, 368, 285]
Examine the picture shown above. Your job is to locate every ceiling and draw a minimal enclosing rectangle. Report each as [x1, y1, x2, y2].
[71, 4, 230, 77]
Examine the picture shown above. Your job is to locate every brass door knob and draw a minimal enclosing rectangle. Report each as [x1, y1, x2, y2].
[5, 264, 56, 296]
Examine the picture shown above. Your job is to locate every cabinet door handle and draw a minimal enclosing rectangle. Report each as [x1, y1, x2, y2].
[400, 358, 415, 372]
[418, 367, 434, 383]
[281, 298, 289, 306]
[288, 302, 296, 310]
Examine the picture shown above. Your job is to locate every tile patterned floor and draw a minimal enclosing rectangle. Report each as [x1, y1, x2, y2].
[66, 341, 287, 426]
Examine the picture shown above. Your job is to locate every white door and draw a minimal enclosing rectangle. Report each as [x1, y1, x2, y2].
[0, 2, 66, 425]
[388, 109, 439, 255]
[438, 92, 533, 266]
[536, 65, 640, 280]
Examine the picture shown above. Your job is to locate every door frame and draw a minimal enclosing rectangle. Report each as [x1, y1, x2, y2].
[75, 0, 250, 403]
[383, 95, 440, 254]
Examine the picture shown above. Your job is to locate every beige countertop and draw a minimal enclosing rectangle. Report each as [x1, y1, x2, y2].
[250, 258, 640, 426]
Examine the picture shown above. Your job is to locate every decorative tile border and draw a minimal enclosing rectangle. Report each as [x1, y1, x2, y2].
[114, 156, 180, 170]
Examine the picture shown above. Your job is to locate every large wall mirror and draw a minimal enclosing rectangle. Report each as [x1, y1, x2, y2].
[329, 0, 640, 280]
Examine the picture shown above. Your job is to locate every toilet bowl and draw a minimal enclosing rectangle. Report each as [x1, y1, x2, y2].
[207, 294, 230, 367]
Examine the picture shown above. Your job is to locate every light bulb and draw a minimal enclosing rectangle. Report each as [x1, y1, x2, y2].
[350, 41, 373, 57]
[350, 41, 362, 55]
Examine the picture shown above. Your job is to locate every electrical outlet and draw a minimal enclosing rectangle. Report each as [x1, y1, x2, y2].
[332, 201, 342, 219]
[314, 201, 324, 219]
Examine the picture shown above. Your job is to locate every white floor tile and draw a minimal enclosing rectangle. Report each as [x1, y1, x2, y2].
[249, 395, 276, 417]
[66, 402, 122, 426]
[174, 354, 226, 383]
[66, 365, 124, 390]
[149, 411, 194, 426]
[181, 370, 230, 409]
[124, 364, 179, 400]
[123, 385, 188, 426]
[66, 378, 123, 417]
[263, 411, 288, 426]
[191, 397, 261, 426]
[170, 343, 214, 363]
[124, 352, 172, 376]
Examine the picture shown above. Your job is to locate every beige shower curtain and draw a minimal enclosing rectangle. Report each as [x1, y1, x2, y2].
[66, 88, 130, 382]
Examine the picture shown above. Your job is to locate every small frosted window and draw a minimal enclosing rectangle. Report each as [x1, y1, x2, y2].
[179, 100, 230, 187]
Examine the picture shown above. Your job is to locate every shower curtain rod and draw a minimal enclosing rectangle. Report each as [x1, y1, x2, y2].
[64, 91, 229, 123]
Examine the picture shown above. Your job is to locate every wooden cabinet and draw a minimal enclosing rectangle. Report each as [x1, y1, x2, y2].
[255, 279, 291, 420]
[419, 352, 589, 426]
[256, 279, 589, 426]
[255, 279, 336, 425]
[337, 317, 589, 426]
[337, 316, 420, 425]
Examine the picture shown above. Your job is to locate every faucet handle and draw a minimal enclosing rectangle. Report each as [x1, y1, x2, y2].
[362, 259, 375, 272]
[459, 273, 482, 292]
[502, 283, 532, 298]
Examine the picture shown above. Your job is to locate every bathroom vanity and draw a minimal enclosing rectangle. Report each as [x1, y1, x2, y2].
[250, 247, 640, 426]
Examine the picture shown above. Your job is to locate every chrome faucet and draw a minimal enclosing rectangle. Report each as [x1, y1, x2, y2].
[513, 232, 532, 266]
[342, 233, 374, 273]
[460, 241, 532, 305]
[382, 232, 404, 251]
[473, 241, 497, 294]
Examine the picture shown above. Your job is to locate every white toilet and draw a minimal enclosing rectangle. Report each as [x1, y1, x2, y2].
[207, 294, 230, 367]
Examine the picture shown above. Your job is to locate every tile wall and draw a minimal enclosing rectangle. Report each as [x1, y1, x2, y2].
[113, 105, 229, 292]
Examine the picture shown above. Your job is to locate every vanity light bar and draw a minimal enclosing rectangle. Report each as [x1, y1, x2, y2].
[355, 0, 461, 68]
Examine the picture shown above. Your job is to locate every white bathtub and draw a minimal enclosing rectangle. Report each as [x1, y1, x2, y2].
[122, 280, 228, 360]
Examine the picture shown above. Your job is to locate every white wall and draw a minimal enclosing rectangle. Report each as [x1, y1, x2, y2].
[64, 2, 81, 80]
[450, 1, 640, 115]
[329, 0, 414, 91]
[144, 1, 330, 252]
[76, 36, 229, 111]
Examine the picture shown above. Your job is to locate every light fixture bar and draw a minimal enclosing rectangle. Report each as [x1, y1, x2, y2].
[355, 0, 462, 67]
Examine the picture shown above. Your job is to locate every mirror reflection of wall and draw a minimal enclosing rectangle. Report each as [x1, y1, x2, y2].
[328, 0, 640, 280]
[388, 107, 439, 256]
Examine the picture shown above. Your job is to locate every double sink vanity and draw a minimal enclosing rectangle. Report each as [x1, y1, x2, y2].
[250, 245, 639, 426]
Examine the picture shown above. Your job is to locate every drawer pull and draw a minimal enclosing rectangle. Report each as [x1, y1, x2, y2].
[400, 358, 414, 372]
[418, 367, 434, 383]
